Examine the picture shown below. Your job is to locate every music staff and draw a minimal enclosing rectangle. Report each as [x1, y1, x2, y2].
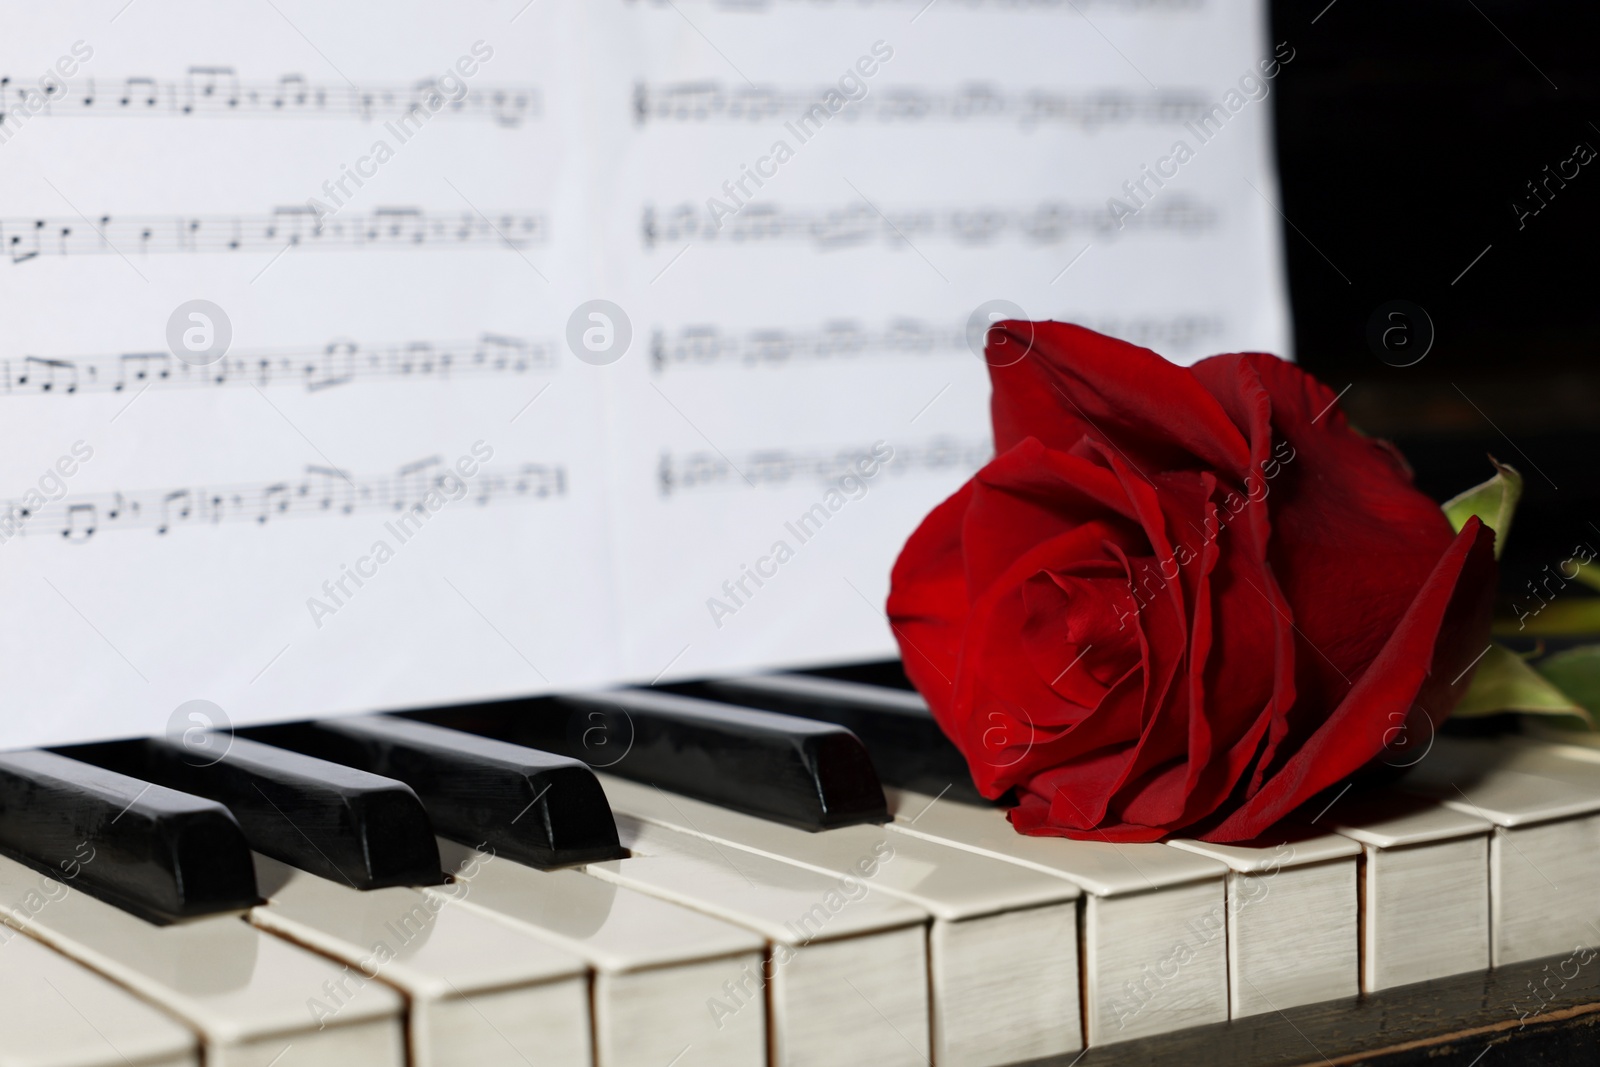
[0, 68, 538, 128]
[650, 314, 1225, 371]
[2, 207, 544, 263]
[658, 437, 991, 496]
[635, 82, 1209, 129]
[625, 0, 1202, 10]
[1, 460, 569, 543]
[641, 198, 1215, 249]
[2, 334, 554, 397]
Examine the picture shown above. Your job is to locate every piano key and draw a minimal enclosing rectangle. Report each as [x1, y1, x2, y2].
[245, 716, 623, 869]
[433, 689, 888, 831]
[881, 786, 1229, 1044]
[444, 694, 889, 831]
[431, 838, 769, 1067]
[581, 816, 932, 1067]
[0, 852, 405, 1066]
[249, 854, 590, 1067]
[1473, 733, 1600, 789]
[60, 735, 440, 890]
[597, 772, 1081, 1066]
[0, 749, 259, 923]
[1167, 827, 1361, 1017]
[682, 673, 987, 803]
[1400, 735, 1600, 965]
[1325, 789, 1493, 991]
[0, 928, 198, 1067]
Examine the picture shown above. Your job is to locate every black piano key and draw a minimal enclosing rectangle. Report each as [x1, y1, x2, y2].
[802, 660, 917, 691]
[680, 673, 993, 806]
[58, 735, 441, 890]
[0, 749, 259, 924]
[420, 689, 888, 831]
[243, 716, 623, 869]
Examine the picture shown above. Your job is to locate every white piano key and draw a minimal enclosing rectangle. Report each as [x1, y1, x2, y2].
[431, 838, 768, 1067]
[0, 854, 404, 1067]
[1327, 790, 1493, 991]
[248, 855, 590, 1067]
[1401, 735, 1600, 965]
[583, 815, 933, 1067]
[882, 787, 1229, 1044]
[1168, 828, 1360, 1016]
[598, 773, 1082, 1067]
[0, 928, 198, 1067]
[1482, 735, 1600, 789]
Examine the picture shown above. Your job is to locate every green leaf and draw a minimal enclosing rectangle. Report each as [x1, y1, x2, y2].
[1452, 642, 1593, 725]
[1442, 458, 1521, 559]
[1538, 646, 1600, 718]
[1495, 598, 1600, 637]
[1574, 560, 1600, 595]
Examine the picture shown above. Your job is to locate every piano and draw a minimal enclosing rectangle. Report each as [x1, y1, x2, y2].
[3, 663, 1599, 1067]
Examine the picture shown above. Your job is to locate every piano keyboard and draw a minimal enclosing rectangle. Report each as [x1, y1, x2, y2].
[4, 668, 1600, 1066]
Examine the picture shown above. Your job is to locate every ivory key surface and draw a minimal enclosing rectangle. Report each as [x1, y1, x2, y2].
[0, 854, 404, 1067]
[882, 787, 1229, 1044]
[583, 815, 933, 1067]
[0, 928, 198, 1067]
[1169, 829, 1360, 1017]
[250, 855, 591, 1067]
[599, 773, 1082, 1066]
[1327, 789, 1492, 991]
[433, 838, 768, 1067]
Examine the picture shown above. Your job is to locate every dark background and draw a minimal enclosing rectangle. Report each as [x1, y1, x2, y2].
[1268, 0, 1599, 613]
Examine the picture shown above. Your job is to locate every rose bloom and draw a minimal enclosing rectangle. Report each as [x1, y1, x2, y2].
[888, 322, 1496, 842]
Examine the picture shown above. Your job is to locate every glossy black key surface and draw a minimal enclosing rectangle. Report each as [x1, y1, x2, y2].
[0, 749, 259, 924]
[425, 689, 888, 831]
[682, 673, 990, 805]
[243, 716, 623, 869]
[59, 735, 441, 890]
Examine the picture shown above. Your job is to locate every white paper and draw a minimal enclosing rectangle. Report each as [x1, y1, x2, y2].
[0, 0, 1288, 748]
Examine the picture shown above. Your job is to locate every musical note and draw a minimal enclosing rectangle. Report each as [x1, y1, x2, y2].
[476, 333, 531, 372]
[119, 76, 157, 109]
[2, 334, 554, 399]
[0, 208, 545, 263]
[21, 356, 78, 393]
[62, 503, 96, 542]
[640, 198, 1216, 249]
[0, 70, 539, 127]
[183, 65, 240, 113]
[395, 457, 443, 512]
[157, 490, 191, 535]
[105, 492, 138, 524]
[1, 459, 569, 542]
[258, 483, 289, 524]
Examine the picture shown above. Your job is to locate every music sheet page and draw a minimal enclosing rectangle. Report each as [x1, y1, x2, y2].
[0, 0, 1288, 747]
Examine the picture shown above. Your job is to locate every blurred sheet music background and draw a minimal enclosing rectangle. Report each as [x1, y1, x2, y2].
[0, 0, 1290, 746]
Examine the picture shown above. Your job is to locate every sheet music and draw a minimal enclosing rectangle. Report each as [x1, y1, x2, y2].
[0, 0, 1287, 748]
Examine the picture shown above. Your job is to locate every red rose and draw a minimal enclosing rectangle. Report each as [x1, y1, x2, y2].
[887, 322, 1496, 842]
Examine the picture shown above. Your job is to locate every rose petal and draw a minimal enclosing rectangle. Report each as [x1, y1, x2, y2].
[1200, 518, 1496, 840]
[988, 321, 1252, 478]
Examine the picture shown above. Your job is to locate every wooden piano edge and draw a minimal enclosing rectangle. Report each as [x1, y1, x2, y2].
[1010, 946, 1600, 1067]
